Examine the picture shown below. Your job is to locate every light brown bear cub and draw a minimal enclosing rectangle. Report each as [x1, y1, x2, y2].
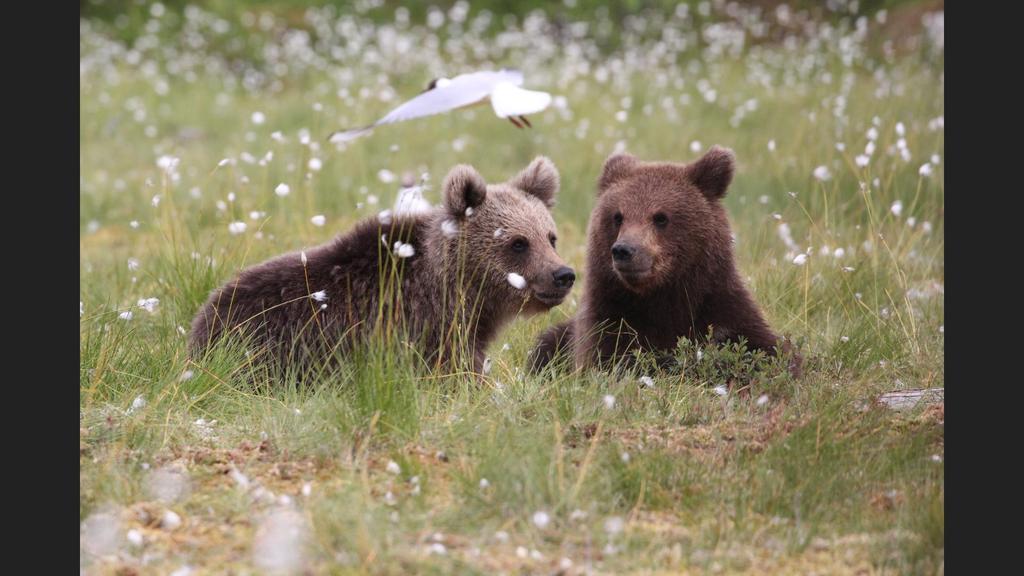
[531, 146, 797, 373]
[190, 157, 575, 374]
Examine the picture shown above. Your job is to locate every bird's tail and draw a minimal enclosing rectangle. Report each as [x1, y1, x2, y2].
[328, 125, 375, 144]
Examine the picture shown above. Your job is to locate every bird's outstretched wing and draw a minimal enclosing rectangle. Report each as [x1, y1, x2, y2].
[329, 70, 525, 143]
[489, 82, 552, 118]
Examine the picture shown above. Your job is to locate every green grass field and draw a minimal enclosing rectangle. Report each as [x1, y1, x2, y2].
[80, 2, 944, 573]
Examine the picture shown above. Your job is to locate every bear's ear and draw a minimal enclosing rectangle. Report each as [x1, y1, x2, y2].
[683, 145, 736, 200]
[598, 152, 638, 194]
[508, 156, 560, 207]
[443, 164, 488, 215]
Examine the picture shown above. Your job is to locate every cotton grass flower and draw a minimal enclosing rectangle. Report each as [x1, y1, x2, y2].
[812, 165, 831, 181]
[274, 183, 290, 197]
[310, 290, 327, 302]
[890, 200, 903, 217]
[792, 253, 808, 266]
[251, 111, 266, 125]
[310, 214, 326, 226]
[713, 385, 729, 396]
[385, 460, 401, 475]
[137, 297, 159, 313]
[307, 158, 322, 171]
[919, 163, 933, 177]
[441, 219, 459, 237]
[603, 394, 616, 409]
[161, 510, 182, 530]
[855, 154, 869, 167]
[532, 510, 551, 529]
[507, 272, 526, 289]
[377, 169, 396, 183]
[639, 375, 655, 389]
[228, 221, 247, 235]
[393, 242, 415, 258]
[119, 310, 134, 321]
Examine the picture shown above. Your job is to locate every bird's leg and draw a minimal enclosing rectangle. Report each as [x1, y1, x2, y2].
[518, 115, 532, 128]
[508, 116, 524, 129]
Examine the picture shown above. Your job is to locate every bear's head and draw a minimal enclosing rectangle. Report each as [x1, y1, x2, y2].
[440, 156, 575, 312]
[590, 146, 737, 294]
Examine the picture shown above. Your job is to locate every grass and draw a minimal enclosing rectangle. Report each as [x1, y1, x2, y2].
[80, 2, 943, 573]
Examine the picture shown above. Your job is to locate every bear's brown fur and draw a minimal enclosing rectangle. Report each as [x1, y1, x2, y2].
[530, 146, 797, 374]
[190, 157, 575, 374]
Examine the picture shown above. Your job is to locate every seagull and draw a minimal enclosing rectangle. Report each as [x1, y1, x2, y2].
[328, 69, 552, 144]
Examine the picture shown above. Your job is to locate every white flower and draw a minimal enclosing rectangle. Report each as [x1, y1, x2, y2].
[931, 154, 941, 165]
[137, 297, 160, 313]
[603, 394, 616, 409]
[812, 165, 831, 181]
[127, 258, 141, 271]
[464, 206, 474, 216]
[393, 242, 415, 258]
[385, 460, 401, 475]
[300, 251, 308, 265]
[126, 529, 144, 547]
[532, 511, 551, 529]
[377, 209, 393, 225]
[274, 183, 290, 197]
[479, 478, 490, 489]
[217, 158, 232, 167]
[128, 395, 147, 413]
[251, 111, 266, 125]
[842, 266, 856, 272]
[918, 163, 933, 177]
[367, 195, 379, 205]
[180, 370, 194, 381]
[301, 483, 312, 497]
[639, 376, 655, 389]
[833, 248, 845, 258]
[228, 221, 247, 235]
[560, 558, 573, 570]
[377, 169, 396, 183]
[80, 301, 84, 317]
[308, 158, 322, 171]
[855, 154, 869, 167]
[130, 220, 140, 229]
[767, 139, 776, 151]
[713, 385, 729, 397]
[311, 290, 327, 302]
[507, 273, 527, 289]
[689, 140, 702, 153]
[441, 219, 459, 237]
[620, 452, 630, 463]
[835, 142, 846, 152]
[890, 200, 903, 217]
[310, 214, 326, 227]
[119, 310, 134, 321]
[840, 336, 850, 342]
[271, 131, 286, 143]
[792, 253, 808, 266]
[756, 394, 770, 406]
[161, 510, 182, 530]
[866, 127, 878, 141]
[865, 140, 876, 156]
[152, 194, 161, 207]
[895, 122, 905, 136]
[604, 516, 625, 535]
[614, 110, 628, 122]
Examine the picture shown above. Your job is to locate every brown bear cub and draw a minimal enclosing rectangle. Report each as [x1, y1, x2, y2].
[530, 146, 797, 374]
[190, 157, 575, 375]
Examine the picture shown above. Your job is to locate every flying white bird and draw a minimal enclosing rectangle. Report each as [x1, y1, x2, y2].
[328, 70, 552, 144]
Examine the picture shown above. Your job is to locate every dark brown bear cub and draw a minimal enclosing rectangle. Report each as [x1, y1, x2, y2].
[190, 157, 575, 374]
[531, 146, 797, 373]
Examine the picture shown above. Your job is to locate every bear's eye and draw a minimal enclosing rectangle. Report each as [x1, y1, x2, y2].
[613, 212, 623, 226]
[511, 238, 529, 253]
[653, 213, 669, 228]
[548, 234, 557, 249]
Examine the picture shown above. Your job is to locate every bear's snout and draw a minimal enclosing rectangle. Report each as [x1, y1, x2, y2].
[611, 242, 635, 262]
[552, 266, 576, 289]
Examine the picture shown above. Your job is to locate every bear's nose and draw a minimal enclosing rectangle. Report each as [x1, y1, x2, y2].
[611, 243, 635, 262]
[552, 266, 576, 288]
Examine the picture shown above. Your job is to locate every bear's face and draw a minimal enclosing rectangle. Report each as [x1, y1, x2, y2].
[590, 146, 736, 294]
[442, 157, 575, 312]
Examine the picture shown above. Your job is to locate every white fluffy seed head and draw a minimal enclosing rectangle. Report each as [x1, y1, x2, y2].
[532, 511, 551, 529]
[507, 273, 527, 289]
[310, 214, 326, 227]
[275, 183, 291, 197]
